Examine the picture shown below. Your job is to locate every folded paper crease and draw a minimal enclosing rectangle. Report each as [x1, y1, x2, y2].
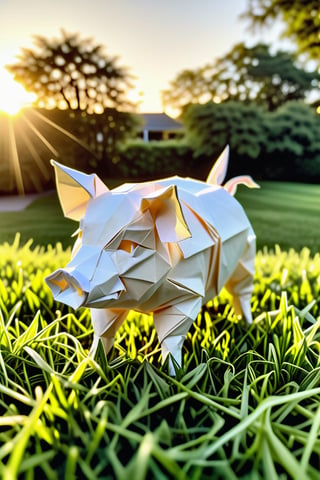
[46, 145, 258, 374]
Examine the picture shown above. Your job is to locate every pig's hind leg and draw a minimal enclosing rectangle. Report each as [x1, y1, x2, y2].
[89, 308, 128, 356]
[225, 230, 255, 324]
[153, 296, 203, 375]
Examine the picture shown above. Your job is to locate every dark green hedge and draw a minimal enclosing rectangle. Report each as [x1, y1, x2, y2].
[0, 108, 140, 194]
[183, 101, 320, 182]
[2, 101, 320, 195]
[117, 140, 197, 179]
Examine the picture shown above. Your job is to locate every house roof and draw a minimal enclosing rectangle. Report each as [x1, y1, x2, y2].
[139, 113, 183, 132]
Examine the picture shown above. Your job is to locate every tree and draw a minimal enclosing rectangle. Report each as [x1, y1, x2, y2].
[183, 101, 265, 163]
[7, 29, 134, 113]
[264, 101, 320, 181]
[182, 100, 320, 182]
[4, 30, 141, 190]
[241, 0, 320, 62]
[162, 43, 320, 115]
[161, 68, 210, 116]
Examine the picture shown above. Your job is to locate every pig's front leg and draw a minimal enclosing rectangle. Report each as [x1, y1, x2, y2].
[153, 296, 202, 375]
[225, 230, 255, 324]
[89, 308, 128, 356]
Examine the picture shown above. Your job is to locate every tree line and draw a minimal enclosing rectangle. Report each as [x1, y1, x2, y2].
[3, 1, 320, 192]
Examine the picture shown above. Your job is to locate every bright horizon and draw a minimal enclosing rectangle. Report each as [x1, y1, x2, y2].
[0, 0, 284, 114]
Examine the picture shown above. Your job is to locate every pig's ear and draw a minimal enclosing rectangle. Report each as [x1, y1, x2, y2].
[51, 160, 109, 221]
[140, 185, 191, 243]
[206, 144, 229, 185]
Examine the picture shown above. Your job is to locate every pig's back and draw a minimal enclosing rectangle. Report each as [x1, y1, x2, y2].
[114, 176, 209, 196]
[114, 176, 251, 241]
[157, 177, 251, 240]
[156, 176, 216, 195]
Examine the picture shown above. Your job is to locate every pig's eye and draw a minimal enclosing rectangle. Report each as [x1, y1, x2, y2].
[118, 239, 138, 253]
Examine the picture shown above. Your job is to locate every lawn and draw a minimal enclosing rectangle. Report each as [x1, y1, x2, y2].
[1, 237, 320, 478]
[236, 181, 320, 253]
[0, 193, 75, 249]
[0, 180, 320, 478]
[0, 180, 319, 252]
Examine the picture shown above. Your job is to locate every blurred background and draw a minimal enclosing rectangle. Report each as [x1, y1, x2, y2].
[0, 0, 319, 251]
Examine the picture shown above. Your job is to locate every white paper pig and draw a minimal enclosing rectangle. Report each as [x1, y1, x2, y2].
[46, 146, 258, 372]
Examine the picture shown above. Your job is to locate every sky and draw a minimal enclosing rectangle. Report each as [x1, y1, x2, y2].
[0, 0, 285, 113]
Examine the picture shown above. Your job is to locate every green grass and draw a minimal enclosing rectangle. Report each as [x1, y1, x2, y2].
[235, 181, 320, 253]
[0, 180, 320, 478]
[0, 180, 320, 252]
[0, 237, 320, 478]
[0, 194, 75, 249]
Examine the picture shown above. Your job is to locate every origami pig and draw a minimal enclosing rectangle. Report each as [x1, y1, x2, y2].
[46, 146, 258, 372]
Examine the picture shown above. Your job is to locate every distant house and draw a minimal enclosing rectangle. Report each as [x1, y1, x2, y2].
[138, 113, 183, 142]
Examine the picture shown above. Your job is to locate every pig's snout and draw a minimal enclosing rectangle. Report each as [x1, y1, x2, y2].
[45, 269, 88, 309]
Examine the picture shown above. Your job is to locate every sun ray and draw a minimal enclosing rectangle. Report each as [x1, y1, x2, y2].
[0, 115, 15, 192]
[0, 64, 102, 195]
[17, 125, 51, 181]
[8, 118, 24, 194]
[22, 114, 59, 157]
[1, 106, 104, 194]
[29, 109, 99, 159]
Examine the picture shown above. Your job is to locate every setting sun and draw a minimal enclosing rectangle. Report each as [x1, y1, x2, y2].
[0, 67, 36, 115]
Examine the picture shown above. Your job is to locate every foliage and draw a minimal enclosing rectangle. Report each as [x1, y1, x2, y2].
[6, 29, 134, 113]
[183, 100, 266, 164]
[3, 29, 141, 193]
[183, 100, 320, 182]
[263, 102, 320, 181]
[117, 140, 195, 179]
[241, 0, 320, 63]
[0, 107, 141, 194]
[1, 237, 320, 478]
[162, 68, 210, 116]
[25, 108, 141, 176]
[162, 43, 320, 114]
